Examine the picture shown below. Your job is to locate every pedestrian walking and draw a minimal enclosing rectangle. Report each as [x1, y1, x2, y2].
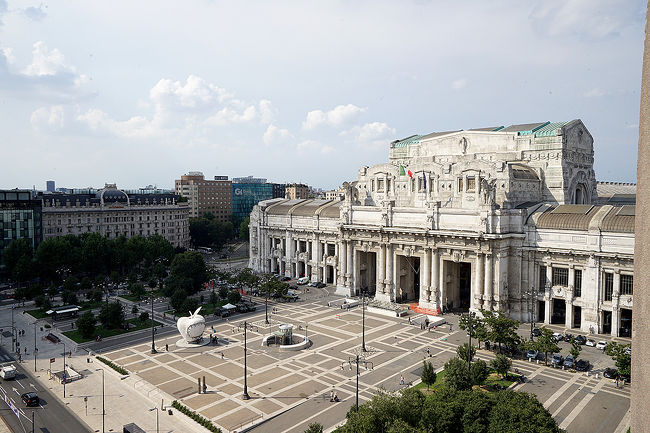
[400, 374, 404, 385]
[221, 352, 224, 359]
[449, 324, 453, 333]
[330, 390, 334, 402]
[165, 343, 169, 351]
[615, 377, 619, 388]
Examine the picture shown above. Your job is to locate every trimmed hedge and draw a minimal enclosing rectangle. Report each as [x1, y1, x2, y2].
[172, 400, 222, 433]
[96, 356, 129, 375]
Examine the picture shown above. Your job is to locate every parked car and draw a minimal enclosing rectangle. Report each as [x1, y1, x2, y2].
[297, 277, 310, 285]
[21, 392, 39, 407]
[526, 350, 539, 360]
[552, 332, 563, 342]
[574, 335, 587, 345]
[624, 346, 631, 355]
[585, 339, 596, 347]
[551, 354, 564, 367]
[307, 282, 318, 287]
[603, 368, 618, 379]
[280, 276, 291, 281]
[313, 282, 326, 288]
[595, 341, 608, 350]
[563, 333, 573, 342]
[575, 359, 590, 371]
[563, 354, 575, 369]
[532, 328, 541, 337]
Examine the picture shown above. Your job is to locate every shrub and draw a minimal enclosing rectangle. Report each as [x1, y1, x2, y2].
[96, 356, 128, 375]
[171, 400, 222, 433]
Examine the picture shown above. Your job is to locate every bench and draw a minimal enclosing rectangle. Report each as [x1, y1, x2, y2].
[46, 333, 60, 343]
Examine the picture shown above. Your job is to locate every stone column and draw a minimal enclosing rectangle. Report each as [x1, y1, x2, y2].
[351, 246, 358, 295]
[431, 248, 440, 308]
[346, 240, 353, 288]
[377, 244, 386, 293]
[338, 240, 347, 287]
[385, 244, 393, 297]
[422, 248, 431, 303]
[475, 253, 484, 309]
[439, 254, 446, 311]
[566, 266, 575, 329]
[311, 235, 319, 281]
[484, 253, 493, 310]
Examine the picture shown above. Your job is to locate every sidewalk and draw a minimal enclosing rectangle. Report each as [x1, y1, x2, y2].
[0, 304, 212, 433]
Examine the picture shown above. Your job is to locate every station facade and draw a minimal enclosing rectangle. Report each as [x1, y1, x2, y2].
[249, 120, 634, 337]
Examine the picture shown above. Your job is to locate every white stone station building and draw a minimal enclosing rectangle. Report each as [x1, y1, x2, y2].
[249, 120, 635, 337]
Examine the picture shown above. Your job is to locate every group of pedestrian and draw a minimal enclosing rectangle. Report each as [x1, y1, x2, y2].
[329, 390, 339, 402]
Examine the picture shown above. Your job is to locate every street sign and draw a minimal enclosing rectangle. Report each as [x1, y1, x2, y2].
[50, 358, 55, 363]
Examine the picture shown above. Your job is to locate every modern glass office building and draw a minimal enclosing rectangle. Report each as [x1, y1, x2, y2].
[232, 182, 274, 224]
[0, 190, 42, 268]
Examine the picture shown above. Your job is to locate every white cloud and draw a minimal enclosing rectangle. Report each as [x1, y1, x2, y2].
[205, 105, 257, 126]
[530, 0, 644, 40]
[263, 124, 291, 146]
[258, 99, 275, 124]
[24, 5, 46, 21]
[344, 121, 396, 148]
[451, 78, 467, 90]
[302, 104, 366, 130]
[77, 108, 156, 139]
[149, 75, 232, 110]
[583, 88, 607, 98]
[296, 139, 336, 155]
[24, 41, 75, 77]
[30, 105, 65, 132]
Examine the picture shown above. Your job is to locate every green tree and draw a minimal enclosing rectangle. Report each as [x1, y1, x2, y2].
[458, 312, 489, 349]
[491, 354, 512, 379]
[227, 290, 242, 305]
[132, 304, 138, 315]
[2, 238, 33, 279]
[534, 327, 560, 365]
[470, 359, 489, 385]
[443, 357, 472, 391]
[180, 298, 199, 316]
[88, 289, 104, 303]
[139, 312, 150, 323]
[239, 217, 250, 240]
[218, 286, 228, 299]
[76, 311, 97, 339]
[170, 289, 187, 313]
[98, 301, 125, 329]
[168, 252, 207, 295]
[605, 342, 631, 377]
[62, 290, 78, 305]
[128, 282, 146, 300]
[483, 310, 521, 354]
[420, 360, 437, 390]
[304, 423, 323, 433]
[456, 343, 476, 363]
[209, 290, 218, 308]
[569, 337, 582, 360]
[80, 232, 108, 275]
[488, 390, 562, 433]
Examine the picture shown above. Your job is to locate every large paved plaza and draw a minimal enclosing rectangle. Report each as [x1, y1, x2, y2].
[94, 289, 631, 433]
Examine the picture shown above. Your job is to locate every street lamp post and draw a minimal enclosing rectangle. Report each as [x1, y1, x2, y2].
[149, 407, 159, 433]
[345, 355, 373, 412]
[361, 290, 367, 352]
[242, 321, 250, 400]
[11, 305, 15, 353]
[34, 322, 37, 372]
[59, 341, 66, 398]
[467, 311, 473, 381]
[96, 368, 105, 433]
[151, 295, 157, 354]
[526, 290, 536, 341]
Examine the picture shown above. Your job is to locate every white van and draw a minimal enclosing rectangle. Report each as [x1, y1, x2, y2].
[297, 277, 310, 285]
[1, 365, 17, 380]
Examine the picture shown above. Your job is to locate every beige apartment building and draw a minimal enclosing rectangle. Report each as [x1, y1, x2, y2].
[175, 172, 232, 221]
[285, 183, 310, 199]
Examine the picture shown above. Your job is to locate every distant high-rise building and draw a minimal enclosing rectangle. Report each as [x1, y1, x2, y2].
[232, 182, 274, 224]
[174, 172, 232, 221]
[272, 183, 286, 199]
[0, 190, 42, 269]
[232, 176, 266, 184]
[46, 181, 55, 192]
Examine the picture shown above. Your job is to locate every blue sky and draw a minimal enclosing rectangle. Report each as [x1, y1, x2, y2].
[0, 0, 645, 190]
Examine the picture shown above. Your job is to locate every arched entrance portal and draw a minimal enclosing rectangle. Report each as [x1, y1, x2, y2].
[442, 260, 472, 312]
[396, 255, 420, 303]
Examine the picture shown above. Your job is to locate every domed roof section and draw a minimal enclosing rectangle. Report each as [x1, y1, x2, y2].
[97, 184, 129, 205]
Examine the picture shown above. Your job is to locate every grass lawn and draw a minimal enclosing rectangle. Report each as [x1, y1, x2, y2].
[411, 369, 518, 394]
[63, 318, 162, 343]
[26, 309, 49, 319]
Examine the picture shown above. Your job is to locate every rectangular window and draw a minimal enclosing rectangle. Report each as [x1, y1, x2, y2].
[377, 179, 384, 192]
[552, 267, 568, 286]
[386, 178, 391, 192]
[539, 266, 547, 292]
[458, 178, 464, 192]
[604, 273, 614, 301]
[467, 177, 476, 191]
[620, 274, 633, 296]
[574, 269, 582, 297]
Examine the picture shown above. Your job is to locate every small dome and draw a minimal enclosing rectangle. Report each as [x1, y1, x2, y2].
[97, 186, 129, 205]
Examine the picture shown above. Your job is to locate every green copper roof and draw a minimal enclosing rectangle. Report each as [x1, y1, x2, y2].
[533, 121, 570, 137]
[392, 135, 423, 148]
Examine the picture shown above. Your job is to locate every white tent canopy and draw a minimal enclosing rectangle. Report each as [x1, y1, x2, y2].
[222, 303, 237, 310]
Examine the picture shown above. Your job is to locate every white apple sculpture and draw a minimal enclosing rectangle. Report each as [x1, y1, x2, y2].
[177, 307, 206, 343]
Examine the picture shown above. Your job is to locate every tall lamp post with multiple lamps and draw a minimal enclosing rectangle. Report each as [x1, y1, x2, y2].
[361, 289, 367, 352]
[151, 295, 157, 354]
[33, 321, 37, 372]
[58, 341, 66, 398]
[242, 321, 250, 400]
[525, 289, 536, 340]
[149, 407, 159, 433]
[342, 356, 373, 411]
[96, 368, 105, 433]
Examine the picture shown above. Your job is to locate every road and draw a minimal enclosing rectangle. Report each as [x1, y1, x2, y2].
[0, 347, 89, 433]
